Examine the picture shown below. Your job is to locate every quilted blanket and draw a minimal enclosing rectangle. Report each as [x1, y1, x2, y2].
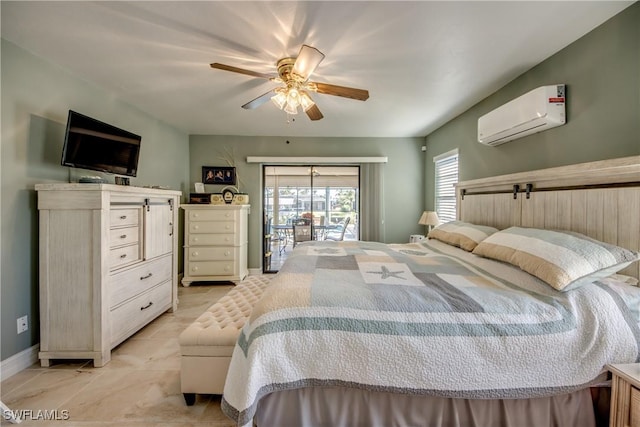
[222, 239, 640, 426]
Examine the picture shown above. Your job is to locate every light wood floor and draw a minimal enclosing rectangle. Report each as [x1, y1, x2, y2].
[1, 282, 238, 426]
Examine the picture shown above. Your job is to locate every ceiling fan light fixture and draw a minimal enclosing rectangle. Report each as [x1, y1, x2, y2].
[286, 88, 300, 107]
[300, 91, 315, 111]
[271, 89, 287, 110]
[284, 102, 298, 115]
[210, 44, 368, 122]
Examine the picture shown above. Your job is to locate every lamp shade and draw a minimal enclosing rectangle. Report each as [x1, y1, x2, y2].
[418, 211, 440, 226]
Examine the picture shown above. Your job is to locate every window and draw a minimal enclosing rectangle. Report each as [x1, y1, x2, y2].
[433, 149, 459, 223]
[263, 165, 360, 272]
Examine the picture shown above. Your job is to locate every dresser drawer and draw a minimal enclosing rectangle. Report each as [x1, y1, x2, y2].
[188, 210, 237, 222]
[109, 226, 140, 248]
[109, 244, 141, 270]
[189, 221, 235, 234]
[188, 246, 237, 261]
[109, 255, 172, 308]
[110, 208, 140, 228]
[188, 233, 237, 246]
[632, 386, 640, 427]
[187, 260, 237, 276]
[110, 281, 172, 347]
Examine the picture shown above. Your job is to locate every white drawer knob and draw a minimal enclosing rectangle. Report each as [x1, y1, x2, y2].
[225, 213, 231, 217]
[194, 213, 199, 218]
[192, 251, 199, 256]
[193, 237, 198, 242]
[192, 266, 198, 271]
[225, 265, 231, 271]
[225, 251, 230, 256]
[225, 225, 230, 230]
[225, 237, 230, 242]
[194, 225, 199, 230]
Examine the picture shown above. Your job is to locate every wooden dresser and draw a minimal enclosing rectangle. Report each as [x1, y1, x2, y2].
[36, 184, 181, 367]
[609, 364, 640, 427]
[181, 204, 249, 285]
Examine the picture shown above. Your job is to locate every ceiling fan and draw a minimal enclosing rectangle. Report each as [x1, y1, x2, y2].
[210, 45, 369, 121]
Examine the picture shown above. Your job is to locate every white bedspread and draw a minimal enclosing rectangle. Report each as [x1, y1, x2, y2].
[222, 239, 640, 426]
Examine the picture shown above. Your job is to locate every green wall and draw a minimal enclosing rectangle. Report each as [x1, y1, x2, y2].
[425, 3, 640, 210]
[1, 40, 190, 362]
[189, 135, 425, 268]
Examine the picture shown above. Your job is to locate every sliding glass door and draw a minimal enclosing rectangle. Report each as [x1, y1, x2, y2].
[263, 165, 359, 272]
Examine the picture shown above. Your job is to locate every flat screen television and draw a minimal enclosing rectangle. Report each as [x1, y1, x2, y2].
[61, 110, 142, 177]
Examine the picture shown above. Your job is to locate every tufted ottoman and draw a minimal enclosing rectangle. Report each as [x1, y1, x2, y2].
[179, 276, 271, 405]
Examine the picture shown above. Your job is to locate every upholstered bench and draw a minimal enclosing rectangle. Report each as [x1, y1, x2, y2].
[179, 276, 270, 405]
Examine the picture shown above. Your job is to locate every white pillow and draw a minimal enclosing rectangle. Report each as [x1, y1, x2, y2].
[427, 221, 499, 252]
[472, 227, 640, 291]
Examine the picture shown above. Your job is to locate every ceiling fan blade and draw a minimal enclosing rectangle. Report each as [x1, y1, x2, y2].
[312, 82, 369, 101]
[242, 90, 275, 110]
[210, 63, 275, 80]
[292, 45, 325, 81]
[305, 104, 324, 121]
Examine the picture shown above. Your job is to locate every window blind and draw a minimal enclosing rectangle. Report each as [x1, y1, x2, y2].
[434, 152, 458, 223]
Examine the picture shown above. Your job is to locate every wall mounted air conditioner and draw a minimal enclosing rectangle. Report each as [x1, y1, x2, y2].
[477, 84, 566, 147]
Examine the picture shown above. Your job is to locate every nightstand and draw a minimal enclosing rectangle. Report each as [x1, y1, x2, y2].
[608, 363, 640, 427]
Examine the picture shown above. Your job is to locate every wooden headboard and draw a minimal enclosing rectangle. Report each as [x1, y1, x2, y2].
[455, 156, 640, 280]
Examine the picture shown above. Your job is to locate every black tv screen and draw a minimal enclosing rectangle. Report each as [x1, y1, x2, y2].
[61, 110, 142, 177]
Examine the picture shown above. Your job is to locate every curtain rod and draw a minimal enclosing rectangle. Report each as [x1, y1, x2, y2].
[246, 156, 388, 164]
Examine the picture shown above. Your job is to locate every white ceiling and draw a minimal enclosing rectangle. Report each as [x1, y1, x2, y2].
[1, 1, 633, 138]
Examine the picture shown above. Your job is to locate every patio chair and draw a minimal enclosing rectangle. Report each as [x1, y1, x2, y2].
[292, 223, 312, 247]
[325, 217, 350, 241]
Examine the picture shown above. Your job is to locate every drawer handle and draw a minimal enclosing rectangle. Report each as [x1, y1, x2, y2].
[225, 265, 231, 271]
[192, 251, 199, 256]
[120, 215, 127, 220]
[193, 237, 199, 242]
[225, 225, 230, 230]
[225, 213, 231, 217]
[120, 254, 127, 259]
[225, 251, 230, 256]
[192, 266, 198, 271]
[120, 234, 127, 239]
[140, 302, 153, 311]
[194, 225, 199, 230]
[140, 273, 153, 280]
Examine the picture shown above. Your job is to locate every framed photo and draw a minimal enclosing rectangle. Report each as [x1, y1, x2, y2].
[202, 166, 236, 185]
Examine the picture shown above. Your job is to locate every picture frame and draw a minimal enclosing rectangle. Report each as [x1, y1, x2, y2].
[202, 166, 236, 185]
[194, 182, 205, 193]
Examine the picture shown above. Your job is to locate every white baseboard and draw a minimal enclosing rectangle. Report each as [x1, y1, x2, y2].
[248, 268, 262, 276]
[0, 344, 39, 381]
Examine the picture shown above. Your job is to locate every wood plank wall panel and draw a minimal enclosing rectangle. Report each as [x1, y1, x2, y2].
[494, 194, 521, 229]
[460, 194, 521, 230]
[618, 188, 640, 278]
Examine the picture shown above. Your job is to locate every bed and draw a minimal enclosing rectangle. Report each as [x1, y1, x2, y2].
[222, 156, 640, 427]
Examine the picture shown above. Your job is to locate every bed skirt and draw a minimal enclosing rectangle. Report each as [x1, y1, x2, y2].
[255, 386, 603, 427]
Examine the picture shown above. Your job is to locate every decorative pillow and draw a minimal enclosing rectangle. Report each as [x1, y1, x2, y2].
[427, 221, 499, 252]
[472, 227, 640, 291]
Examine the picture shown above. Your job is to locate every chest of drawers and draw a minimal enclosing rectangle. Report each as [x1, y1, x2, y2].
[36, 184, 181, 367]
[181, 204, 249, 285]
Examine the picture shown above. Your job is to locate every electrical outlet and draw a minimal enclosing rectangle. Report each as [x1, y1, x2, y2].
[17, 315, 28, 334]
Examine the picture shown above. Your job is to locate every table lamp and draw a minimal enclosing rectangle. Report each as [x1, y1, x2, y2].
[418, 211, 440, 233]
